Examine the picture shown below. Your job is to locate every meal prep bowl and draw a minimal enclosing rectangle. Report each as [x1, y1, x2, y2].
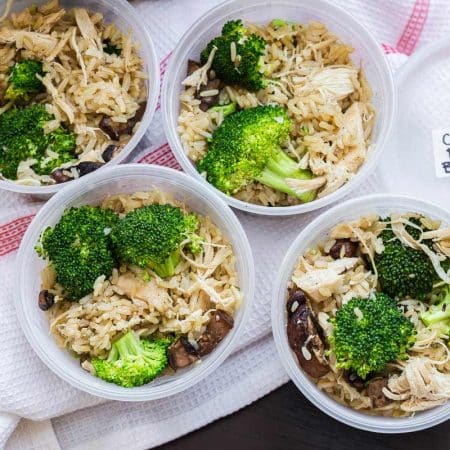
[271, 194, 450, 432]
[0, 0, 160, 196]
[162, 0, 396, 216]
[16, 164, 255, 401]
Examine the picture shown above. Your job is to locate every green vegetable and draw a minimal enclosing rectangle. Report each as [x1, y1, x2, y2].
[329, 293, 416, 379]
[200, 19, 267, 91]
[420, 285, 450, 338]
[197, 105, 317, 202]
[111, 204, 201, 278]
[92, 331, 172, 387]
[209, 102, 237, 117]
[374, 218, 436, 299]
[37, 206, 119, 300]
[103, 39, 121, 56]
[0, 104, 76, 179]
[5, 60, 45, 102]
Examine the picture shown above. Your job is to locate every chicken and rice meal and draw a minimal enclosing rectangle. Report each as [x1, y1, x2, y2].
[178, 19, 374, 207]
[286, 212, 450, 415]
[36, 191, 241, 387]
[0, 0, 147, 186]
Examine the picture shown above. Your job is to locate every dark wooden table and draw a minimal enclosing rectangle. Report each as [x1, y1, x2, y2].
[157, 382, 449, 450]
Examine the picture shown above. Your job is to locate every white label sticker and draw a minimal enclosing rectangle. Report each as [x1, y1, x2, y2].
[432, 129, 450, 178]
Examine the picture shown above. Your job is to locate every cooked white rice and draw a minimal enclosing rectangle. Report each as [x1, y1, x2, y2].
[42, 191, 242, 358]
[178, 20, 375, 206]
[290, 213, 450, 416]
[0, 0, 146, 185]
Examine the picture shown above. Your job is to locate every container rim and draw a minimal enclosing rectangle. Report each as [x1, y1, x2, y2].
[271, 193, 450, 432]
[162, 0, 396, 216]
[15, 164, 255, 401]
[0, 0, 160, 196]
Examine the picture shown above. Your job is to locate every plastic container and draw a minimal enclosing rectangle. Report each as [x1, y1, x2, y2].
[378, 37, 450, 207]
[16, 164, 255, 401]
[271, 194, 450, 432]
[162, 0, 396, 216]
[0, 0, 160, 197]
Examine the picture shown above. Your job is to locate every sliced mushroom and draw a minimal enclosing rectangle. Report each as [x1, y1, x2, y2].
[286, 289, 329, 378]
[197, 309, 234, 356]
[366, 378, 391, 408]
[77, 161, 104, 177]
[329, 238, 359, 259]
[343, 370, 365, 392]
[187, 59, 201, 76]
[168, 338, 199, 370]
[99, 102, 147, 140]
[50, 169, 73, 184]
[38, 289, 55, 311]
[101, 145, 118, 163]
[196, 78, 223, 112]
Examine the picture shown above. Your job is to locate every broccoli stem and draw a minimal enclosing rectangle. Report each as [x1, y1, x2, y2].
[152, 249, 181, 278]
[255, 148, 317, 203]
[421, 309, 450, 326]
[420, 286, 450, 327]
[107, 343, 120, 362]
[209, 103, 237, 117]
[114, 331, 141, 359]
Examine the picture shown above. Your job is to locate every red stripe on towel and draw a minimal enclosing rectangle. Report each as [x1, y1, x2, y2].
[396, 0, 430, 55]
[138, 142, 182, 171]
[382, 43, 399, 54]
[157, 52, 173, 110]
[0, 214, 35, 256]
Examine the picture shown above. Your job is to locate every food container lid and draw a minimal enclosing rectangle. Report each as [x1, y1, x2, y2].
[379, 38, 450, 206]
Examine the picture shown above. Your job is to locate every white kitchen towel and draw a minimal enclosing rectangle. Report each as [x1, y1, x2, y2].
[2, 0, 449, 448]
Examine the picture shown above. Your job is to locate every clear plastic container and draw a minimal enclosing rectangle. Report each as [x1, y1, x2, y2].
[0, 0, 160, 197]
[162, 0, 396, 216]
[271, 194, 450, 432]
[16, 164, 255, 401]
[378, 37, 450, 207]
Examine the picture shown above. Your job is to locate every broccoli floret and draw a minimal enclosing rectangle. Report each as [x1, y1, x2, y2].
[420, 285, 450, 338]
[0, 104, 77, 179]
[197, 105, 317, 202]
[5, 60, 45, 102]
[374, 218, 436, 299]
[111, 204, 201, 278]
[103, 39, 121, 56]
[200, 19, 267, 91]
[37, 206, 119, 300]
[329, 293, 416, 379]
[209, 102, 237, 117]
[92, 331, 172, 387]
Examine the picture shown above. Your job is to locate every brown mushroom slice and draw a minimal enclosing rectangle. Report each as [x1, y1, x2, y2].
[286, 289, 329, 378]
[99, 102, 147, 140]
[328, 238, 359, 259]
[168, 338, 199, 370]
[343, 370, 365, 392]
[77, 161, 104, 177]
[196, 78, 224, 111]
[197, 310, 234, 357]
[366, 378, 391, 408]
[187, 59, 201, 76]
[50, 169, 73, 184]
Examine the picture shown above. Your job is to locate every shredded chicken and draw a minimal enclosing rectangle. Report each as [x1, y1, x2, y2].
[317, 102, 367, 197]
[45, 191, 241, 357]
[293, 257, 359, 302]
[178, 20, 375, 207]
[292, 212, 450, 417]
[182, 47, 217, 90]
[286, 176, 327, 195]
[308, 66, 358, 101]
[383, 358, 450, 412]
[0, 0, 146, 185]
